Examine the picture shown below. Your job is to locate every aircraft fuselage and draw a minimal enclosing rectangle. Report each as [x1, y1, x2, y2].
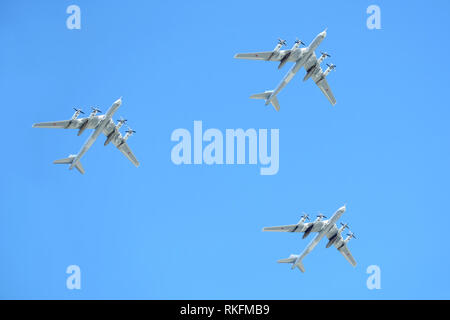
[293, 205, 345, 269]
[267, 30, 327, 104]
[69, 99, 122, 170]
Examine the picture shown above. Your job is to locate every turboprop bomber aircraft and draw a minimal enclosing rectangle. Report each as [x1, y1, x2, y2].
[32, 97, 139, 174]
[234, 29, 336, 111]
[263, 205, 356, 273]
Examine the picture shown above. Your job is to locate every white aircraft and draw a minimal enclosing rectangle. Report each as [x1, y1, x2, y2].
[32, 97, 139, 174]
[234, 29, 336, 111]
[263, 205, 356, 273]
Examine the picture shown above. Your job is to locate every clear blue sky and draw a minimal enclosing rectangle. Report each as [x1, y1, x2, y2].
[1, 0, 449, 299]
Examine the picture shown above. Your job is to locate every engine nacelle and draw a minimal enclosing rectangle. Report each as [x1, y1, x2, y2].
[71, 108, 84, 120]
[123, 130, 134, 141]
[77, 120, 89, 136]
[268, 39, 287, 61]
[104, 131, 117, 146]
[302, 224, 314, 239]
[278, 54, 290, 69]
[273, 44, 282, 53]
[89, 107, 102, 118]
[317, 52, 330, 65]
[303, 66, 318, 82]
[326, 235, 338, 248]
[116, 121, 125, 131]
[323, 64, 336, 77]
[274, 39, 286, 51]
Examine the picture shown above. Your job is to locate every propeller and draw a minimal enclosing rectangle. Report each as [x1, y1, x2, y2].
[126, 127, 136, 135]
[326, 63, 336, 70]
[340, 222, 350, 230]
[320, 51, 331, 58]
[347, 232, 357, 239]
[317, 213, 327, 219]
[295, 38, 305, 46]
[278, 38, 287, 46]
[91, 106, 102, 114]
[117, 117, 128, 124]
[301, 213, 310, 221]
[73, 108, 85, 114]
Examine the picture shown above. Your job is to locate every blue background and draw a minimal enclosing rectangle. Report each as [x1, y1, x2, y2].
[1, 0, 449, 299]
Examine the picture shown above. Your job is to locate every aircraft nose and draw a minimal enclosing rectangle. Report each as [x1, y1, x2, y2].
[321, 28, 327, 37]
[115, 97, 122, 105]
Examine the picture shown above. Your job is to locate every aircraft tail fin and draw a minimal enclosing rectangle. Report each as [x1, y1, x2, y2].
[250, 90, 280, 111]
[53, 155, 85, 174]
[277, 254, 305, 272]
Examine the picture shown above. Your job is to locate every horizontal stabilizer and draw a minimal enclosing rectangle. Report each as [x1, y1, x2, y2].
[250, 91, 273, 100]
[277, 257, 297, 264]
[270, 96, 280, 111]
[296, 261, 305, 273]
[74, 161, 85, 174]
[53, 156, 75, 164]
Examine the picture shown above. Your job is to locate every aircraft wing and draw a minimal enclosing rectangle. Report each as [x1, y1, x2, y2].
[116, 141, 140, 167]
[234, 50, 289, 61]
[338, 244, 357, 267]
[32, 118, 98, 129]
[326, 225, 357, 267]
[316, 78, 336, 106]
[102, 120, 140, 167]
[304, 52, 337, 106]
[263, 224, 303, 232]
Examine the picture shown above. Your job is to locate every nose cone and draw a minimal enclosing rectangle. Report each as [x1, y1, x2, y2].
[339, 204, 346, 212]
[320, 28, 327, 38]
[115, 97, 122, 106]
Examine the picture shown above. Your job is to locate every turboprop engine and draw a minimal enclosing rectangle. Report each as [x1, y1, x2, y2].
[117, 128, 136, 148]
[317, 51, 331, 65]
[336, 232, 356, 250]
[71, 108, 84, 120]
[323, 63, 336, 77]
[266, 38, 286, 62]
[344, 232, 356, 242]
[123, 128, 136, 141]
[274, 38, 287, 52]
[89, 106, 102, 117]
[299, 213, 310, 223]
